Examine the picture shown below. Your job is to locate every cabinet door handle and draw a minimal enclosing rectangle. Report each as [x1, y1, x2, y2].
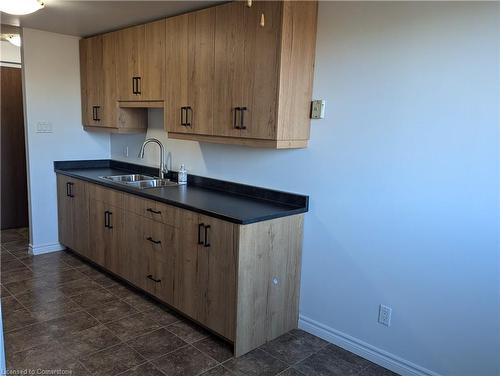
[132, 77, 141, 95]
[66, 182, 74, 198]
[233, 107, 241, 129]
[136, 77, 141, 95]
[104, 210, 109, 228]
[204, 225, 211, 247]
[198, 223, 205, 245]
[107, 211, 113, 229]
[186, 106, 192, 127]
[239, 107, 247, 129]
[147, 236, 161, 245]
[147, 274, 161, 283]
[95, 106, 101, 121]
[180, 107, 186, 126]
[146, 208, 161, 215]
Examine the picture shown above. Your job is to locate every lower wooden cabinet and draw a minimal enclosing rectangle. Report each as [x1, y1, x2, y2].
[175, 211, 237, 340]
[56, 174, 303, 356]
[124, 213, 177, 303]
[56, 175, 89, 257]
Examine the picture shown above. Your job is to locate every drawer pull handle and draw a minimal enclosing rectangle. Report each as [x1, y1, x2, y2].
[147, 237, 161, 245]
[147, 275, 161, 283]
[146, 208, 161, 215]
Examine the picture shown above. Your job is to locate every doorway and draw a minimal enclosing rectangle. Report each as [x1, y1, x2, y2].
[1, 39, 28, 230]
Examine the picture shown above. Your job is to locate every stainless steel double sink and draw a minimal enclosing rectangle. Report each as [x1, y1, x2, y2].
[100, 174, 179, 189]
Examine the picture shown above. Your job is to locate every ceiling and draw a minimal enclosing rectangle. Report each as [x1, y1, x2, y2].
[0, 1, 222, 37]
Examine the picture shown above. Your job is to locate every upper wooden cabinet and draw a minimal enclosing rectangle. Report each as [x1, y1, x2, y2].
[166, 1, 318, 148]
[80, 35, 103, 127]
[164, 8, 215, 136]
[80, 1, 317, 147]
[116, 19, 165, 102]
[80, 32, 147, 132]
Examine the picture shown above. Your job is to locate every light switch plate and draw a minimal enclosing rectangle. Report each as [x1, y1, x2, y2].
[310, 100, 326, 119]
[36, 122, 53, 133]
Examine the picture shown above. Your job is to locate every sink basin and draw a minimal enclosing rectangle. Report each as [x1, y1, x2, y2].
[100, 174, 155, 183]
[126, 179, 179, 189]
[100, 174, 178, 189]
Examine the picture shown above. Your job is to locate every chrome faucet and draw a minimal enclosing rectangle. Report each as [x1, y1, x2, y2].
[138, 138, 167, 179]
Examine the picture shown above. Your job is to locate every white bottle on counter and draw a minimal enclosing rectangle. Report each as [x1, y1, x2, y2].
[178, 164, 187, 185]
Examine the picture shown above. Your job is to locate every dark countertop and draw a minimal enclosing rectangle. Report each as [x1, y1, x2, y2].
[54, 160, 308, 225]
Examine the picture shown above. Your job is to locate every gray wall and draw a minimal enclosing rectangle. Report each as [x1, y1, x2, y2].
[111, 3, 500, 375]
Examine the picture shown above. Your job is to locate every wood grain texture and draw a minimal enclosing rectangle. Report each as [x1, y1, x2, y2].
[87, 183, 124, 208]
[118, 101, 164, 108]
[168, 132, 308, 149]
[239, 0, 281, 140]
[142, 19, 166, 101]
[234, 214, 304, 356]
[197, 214, 237, 341]
[56, 175, 89, 257]
[124, 213, 177, 302]
[116, 24, 143, 101]
[187, 7, 215, 135]
[173, 210, 201, 317]
[124, 193, 180, 227]
[164, 13, 189, 133]
[101, 32, 118, 127]
[276, 0, 318, 141]
[79, 36, 103, 127]
[213, 1, 243, 138]
[1, 66, 28, 229]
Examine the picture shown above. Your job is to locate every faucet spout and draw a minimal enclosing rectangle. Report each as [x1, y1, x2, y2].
[138, 138, 167, 179]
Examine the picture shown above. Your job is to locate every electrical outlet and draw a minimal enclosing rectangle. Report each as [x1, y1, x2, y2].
[378, 304, 392, 327]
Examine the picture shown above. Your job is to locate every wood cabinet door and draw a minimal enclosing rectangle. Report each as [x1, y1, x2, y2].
[165, 14, 188, 134]
[88, 199, 124, 269]
[56, 176, 89, 257]
[214, 1, 280, 140]
[165, 9, 214, 135]
[88, 199, 107, 267]
[174, 210, 202, 318]
[116, 24, 143, 101]
[57, 175, 74, 249]
[174, 209, 236, 340]
[239, 0, 281, 140]
[69, 179, 89, 257]
[197, 214, 237, 340]
[213, 1, 244, 138]
[142, 19, 165, 101]
[80, 36, 103, 126]
[100, 32, 118, 127]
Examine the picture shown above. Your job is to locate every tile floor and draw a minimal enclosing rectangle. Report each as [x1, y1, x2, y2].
[1, 228, 398, 376]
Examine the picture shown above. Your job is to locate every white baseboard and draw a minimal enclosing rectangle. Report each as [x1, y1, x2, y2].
[299, 314, 442, 376]
[29, 242, 65, 255]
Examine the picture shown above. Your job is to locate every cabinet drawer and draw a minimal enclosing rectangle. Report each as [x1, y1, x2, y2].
[124, 194, 179, 227]
[132, 219, 177, 264]
[88, 183, 124, 208]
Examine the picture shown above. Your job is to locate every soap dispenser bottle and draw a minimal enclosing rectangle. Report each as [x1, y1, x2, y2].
[178, 164, 187, 185]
